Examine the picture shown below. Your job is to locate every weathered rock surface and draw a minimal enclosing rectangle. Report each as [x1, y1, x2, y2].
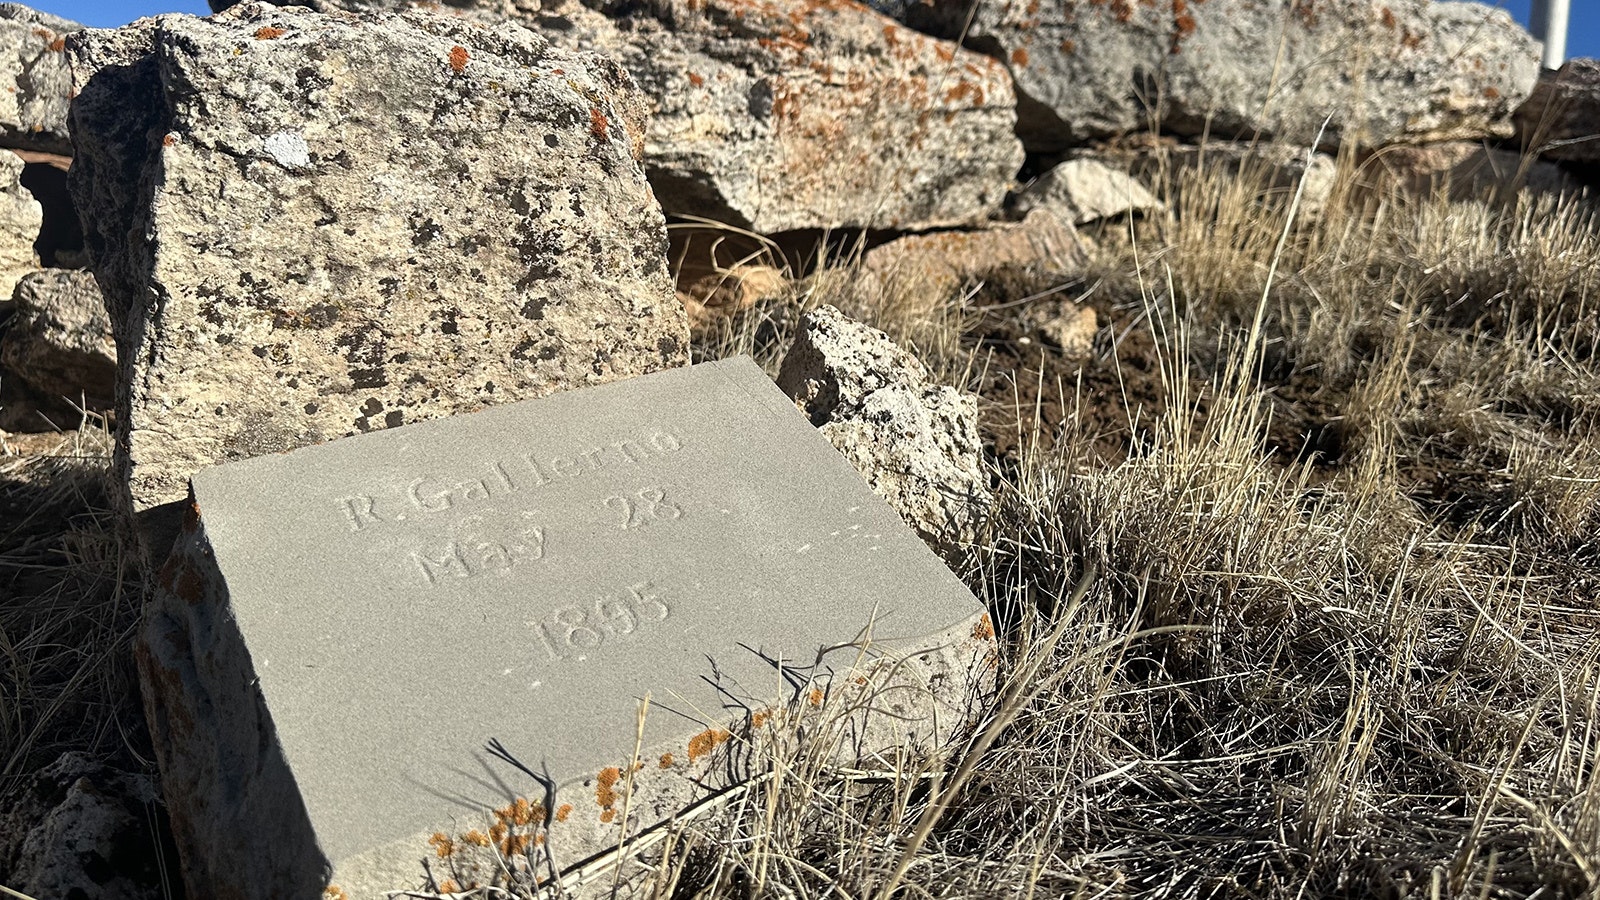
[531, 0, 1023, 232]
[0, 753, 171, 900]
[1362, 141, 1589, 202]
[900, 0, 1538, 152]
[67, 3, 686, 553]
[1514, 59, 1600, 164]
[1012, 156, 1163, 224]
[1029, 299, 1097, 360]
[0, 151, 40, 298]
[778, 305, 990, 556]
[0, 5, 79, 154]
[858, 208, 1086, 317]
[0, 269, 114, 411]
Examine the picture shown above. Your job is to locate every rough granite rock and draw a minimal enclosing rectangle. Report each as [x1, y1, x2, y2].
[0, 151, 39, 299]
[1362, 141, 1589, 203]
[0, 753, 172, 900]
[858, 208, 1087, 318]
[777, 305, 990, 557]
[0, 5, 79, 154]
[67, 3, 686, 555]
[896, 0, 1538, 152]
[0, 269, 114, 411]
[1011, 156, 1163, 224]
[528, 0, 1023, 232]
[1514, 59, 1600, 164]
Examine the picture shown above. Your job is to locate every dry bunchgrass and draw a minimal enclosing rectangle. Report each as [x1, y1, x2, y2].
[2, 139, 1597, 900]
[655, 141, 1600, 899]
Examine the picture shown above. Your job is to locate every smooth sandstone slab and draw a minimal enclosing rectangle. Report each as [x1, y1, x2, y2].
[140, 356, 994, 899]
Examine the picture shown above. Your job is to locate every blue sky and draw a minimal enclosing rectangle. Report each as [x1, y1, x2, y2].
[25, 0, 1600, 60]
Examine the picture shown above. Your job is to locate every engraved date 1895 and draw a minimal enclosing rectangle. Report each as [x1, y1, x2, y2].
[533, 581, 670, 660]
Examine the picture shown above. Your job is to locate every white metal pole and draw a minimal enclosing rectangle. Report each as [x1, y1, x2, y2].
[1531, 0, 1570, 70]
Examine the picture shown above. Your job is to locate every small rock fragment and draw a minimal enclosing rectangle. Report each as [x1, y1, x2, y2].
[0, 269, 113, 413]
[1012, 157, 1163, 225]
[777, 305, 990, 557]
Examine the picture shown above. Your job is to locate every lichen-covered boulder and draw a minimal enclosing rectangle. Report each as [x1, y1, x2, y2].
[897, 0, 1538, 152]
[0, 269, 114, 413]
[777, 305, 990, 557]
[67, 3, 686, 555]
[1515, 59, 1600, 164]
[531, 0, 1023, 232]
[0, 5, 79, 154]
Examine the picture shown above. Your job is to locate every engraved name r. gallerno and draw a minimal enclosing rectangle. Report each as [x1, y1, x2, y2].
[332, 428, 685, 586]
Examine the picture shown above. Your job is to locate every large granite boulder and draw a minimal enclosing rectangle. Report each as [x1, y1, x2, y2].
[0, 269, 114, 413]
[0, 5, 79, 154]
[68, 2, 686, 556]
[1514, 59, 1600, 164]
[897, 0, 1538, 152]
[777, 305, 990, 558]
[320, 0, 1025, 232]
[533, 0, 1023, 232]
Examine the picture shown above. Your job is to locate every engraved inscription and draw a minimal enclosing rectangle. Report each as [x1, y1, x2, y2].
[533, 581, 671, 660]
[329, 427, 685, 532]
[602, 486, 684, 530]
[412, 514, 547, 586]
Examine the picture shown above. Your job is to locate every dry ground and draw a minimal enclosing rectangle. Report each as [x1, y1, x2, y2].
[2, 143, 1597, 899]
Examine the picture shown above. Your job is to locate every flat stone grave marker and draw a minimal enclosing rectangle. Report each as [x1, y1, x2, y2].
[140, 355, 993, 899]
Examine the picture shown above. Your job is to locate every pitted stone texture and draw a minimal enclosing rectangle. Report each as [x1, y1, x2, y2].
[1012, 157, 1163, 224]
[136, 357, 992, 899]
[858, 208, 1086, 318]
[0, 753, 170, 900]
[67, 3, 685, 552]
[0, 269, 114, 410]
[0, 151, 39, 299]
[901, 0, 1537, 152]
[777, 306, 989, 557]
[0, 5, 79, 154]
[1514, 59, 1600, 164]
[531, 0, 1023, 232]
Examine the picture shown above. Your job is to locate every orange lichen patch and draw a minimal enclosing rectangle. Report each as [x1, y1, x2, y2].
[853, 675, 868, 686]
[1379, 6, 1396, 28]
[589, 107, 609, 140]
[555, 803, 573, 822]
[686, 728, 730, 762]
[462, 829, 491, 847]
[808, 687, 824, 707]
[254, 25, 285, 40]
[935, 45, 955, 63]
[536, 833, 546, 846]
[489, 822, 508, 844]
[48, 36, 65, 52]
[448, 45, 470, 73]
[496, 796, 541, 826]
[882, 24, 900, 48]
[595, 766, 621, 808]
[1401, 29, 1423, 49]
[688, 71, 705, 87]
[438, 881, 458, 894]
[503, 833, 533, 855]
[1010, 47, 1029, 67]
[973, 614, 995, 640]
[1060, 38, 1077, 53]
[324, 888, 350, 900]
[600, 808, 617, 823]
[429, 832, 455, 858]
[1483, 86, 1501, 100]
[659, 752, 675, 768]
[944, 80, 985, 106]
[162, 134, 178, 147]
[751, 709, 770, 728]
